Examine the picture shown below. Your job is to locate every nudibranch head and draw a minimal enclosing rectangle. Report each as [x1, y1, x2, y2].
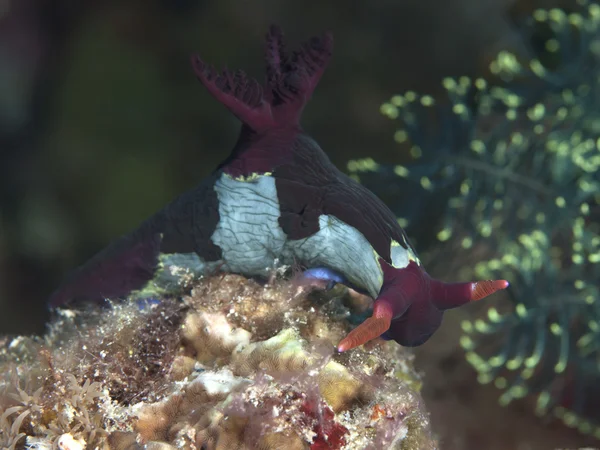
[337, 260, 508, 352]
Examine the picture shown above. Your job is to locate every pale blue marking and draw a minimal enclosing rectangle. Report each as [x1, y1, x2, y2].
[212, 174, 385, 298]
[303, 267, 347, 290]
[135, 297, 162, 311]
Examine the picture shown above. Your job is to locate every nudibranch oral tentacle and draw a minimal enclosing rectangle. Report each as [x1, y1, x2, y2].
[337, 300, 394, 352]
[49, 25, 509, 352]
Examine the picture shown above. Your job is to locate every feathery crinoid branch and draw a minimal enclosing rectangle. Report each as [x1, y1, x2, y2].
[347, 0, 600, 438]
[459, 6, 600, 434]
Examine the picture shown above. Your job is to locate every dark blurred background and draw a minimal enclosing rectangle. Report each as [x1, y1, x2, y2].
[0, 0, 533, 334]
[2, 1, 596, 449]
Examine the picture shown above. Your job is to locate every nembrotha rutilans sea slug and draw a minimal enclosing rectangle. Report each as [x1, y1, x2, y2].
[48, 26, 508, 352]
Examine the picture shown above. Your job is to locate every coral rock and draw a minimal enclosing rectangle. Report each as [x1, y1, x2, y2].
[0, 274, 437, 449]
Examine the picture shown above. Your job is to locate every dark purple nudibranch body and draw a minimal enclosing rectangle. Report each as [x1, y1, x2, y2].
[49, 26, 508, 352]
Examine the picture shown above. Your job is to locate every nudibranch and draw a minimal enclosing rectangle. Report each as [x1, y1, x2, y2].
[48, 26, 508, 352]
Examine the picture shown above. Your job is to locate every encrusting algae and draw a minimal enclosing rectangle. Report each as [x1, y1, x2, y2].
[0, 273, 437, 450]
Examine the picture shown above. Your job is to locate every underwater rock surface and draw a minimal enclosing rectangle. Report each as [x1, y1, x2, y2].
[0, 274, 436, 450]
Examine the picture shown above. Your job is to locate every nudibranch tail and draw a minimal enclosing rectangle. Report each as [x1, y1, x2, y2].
[337, 301, 393, 352]
[48, 233, 162, 307]
[191, 25, 332, 132]
[431, 278, 509, 310]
